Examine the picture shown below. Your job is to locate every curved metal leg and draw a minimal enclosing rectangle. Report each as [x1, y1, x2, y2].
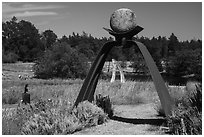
[74, 41, 116, 107]
[131, 40, 173, 116]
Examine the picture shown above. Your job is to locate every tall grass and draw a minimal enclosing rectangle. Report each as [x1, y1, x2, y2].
[154, 85, 187, 116]
[2, 86, 22, 104]
[95, 80, 158, 105]
[155, 83, 202, 135]
[2, 79, 83, 104]
[3, 79, 159, 106]
[2, 78, 83, 89]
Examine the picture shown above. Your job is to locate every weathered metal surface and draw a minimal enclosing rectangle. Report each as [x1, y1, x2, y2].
[74, 41, 116, 106]
[132, 41, 173, 116]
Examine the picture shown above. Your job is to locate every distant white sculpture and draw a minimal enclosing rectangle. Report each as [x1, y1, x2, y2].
[110, 59, 125, 83]
[110, 59, 116, 82]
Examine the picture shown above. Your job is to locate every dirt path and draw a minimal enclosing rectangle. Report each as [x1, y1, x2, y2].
[74, 103, 168, 135]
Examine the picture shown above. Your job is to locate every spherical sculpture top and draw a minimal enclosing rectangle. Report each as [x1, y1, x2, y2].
[110, 8, 137, 33]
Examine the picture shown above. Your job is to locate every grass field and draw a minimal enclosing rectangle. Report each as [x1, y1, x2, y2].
[2, 62, 201, 135]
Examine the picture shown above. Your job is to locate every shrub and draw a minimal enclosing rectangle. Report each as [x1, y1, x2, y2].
[95, 94, 113, 117]
[2, 98, 108, 135]
[3, 52, 19, 63]
[165, 84, 202, 135]
[21, 100, 107, 135]
[33, 42, 89, 79]
[166, 49, 201, 78]
[186, 84, 202, 112]
[167, 105, 202, 135]
[72, 101, 108, 127]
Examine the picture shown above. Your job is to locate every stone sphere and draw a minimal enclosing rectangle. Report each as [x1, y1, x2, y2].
[110, 8, 137, 33]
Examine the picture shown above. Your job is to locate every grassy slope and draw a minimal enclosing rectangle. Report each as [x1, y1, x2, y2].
[2, 62, 191, 112]
[3, 62, 160, 106]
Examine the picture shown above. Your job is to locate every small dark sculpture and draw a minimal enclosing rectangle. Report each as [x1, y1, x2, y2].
[96, 94, 113, 117]
[22, 84, 30, 104]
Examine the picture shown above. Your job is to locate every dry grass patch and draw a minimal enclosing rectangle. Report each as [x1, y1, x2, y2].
[95, 80, 159, 105]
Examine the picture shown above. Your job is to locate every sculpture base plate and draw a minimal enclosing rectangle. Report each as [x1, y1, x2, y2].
[103, 25, 143, 39]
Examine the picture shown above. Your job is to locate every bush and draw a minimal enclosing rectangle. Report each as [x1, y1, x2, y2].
[3, 99, 108, 135]
[166, 49, 201, 78]
[21, 100, 107, 135]
[3, 52, 19, 63]
[95, 94, 113, 117]
[72, 101, 108, 127]
[167, 106, 202, 135]
[159, 84, 202, 135]
[186, 84, 202, 112]
[33, 42, 89, 79]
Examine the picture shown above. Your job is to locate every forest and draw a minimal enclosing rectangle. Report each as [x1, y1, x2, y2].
[2, 17, 202, 81]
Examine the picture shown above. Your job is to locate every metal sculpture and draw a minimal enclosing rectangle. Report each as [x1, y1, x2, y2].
[74, 8, 173, 116]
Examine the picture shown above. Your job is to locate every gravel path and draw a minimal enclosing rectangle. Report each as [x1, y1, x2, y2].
[74, 103, 168, 135]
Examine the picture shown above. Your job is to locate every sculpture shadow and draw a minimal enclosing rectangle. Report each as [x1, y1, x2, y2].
[111, 116, 166, 126]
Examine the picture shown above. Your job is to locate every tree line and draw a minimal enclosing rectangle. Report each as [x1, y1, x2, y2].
[2, 17, 202, 80]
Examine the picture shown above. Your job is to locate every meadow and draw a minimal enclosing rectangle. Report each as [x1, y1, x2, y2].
[2, 63, 201, 135]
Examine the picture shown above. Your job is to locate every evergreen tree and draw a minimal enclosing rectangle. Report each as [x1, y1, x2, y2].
[41, 29, 57, 50]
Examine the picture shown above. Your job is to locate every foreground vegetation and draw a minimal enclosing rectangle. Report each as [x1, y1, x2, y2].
[155, 84, 202, 135]
[3, 100, 108, 135]
[2, 79, 157, 135]
[167, 84, 202, 135]
[2, 63, 201, 135]
[2, 77, 201, 135]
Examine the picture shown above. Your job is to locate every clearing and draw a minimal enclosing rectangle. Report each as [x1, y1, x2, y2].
[74, 103, 167, 135]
